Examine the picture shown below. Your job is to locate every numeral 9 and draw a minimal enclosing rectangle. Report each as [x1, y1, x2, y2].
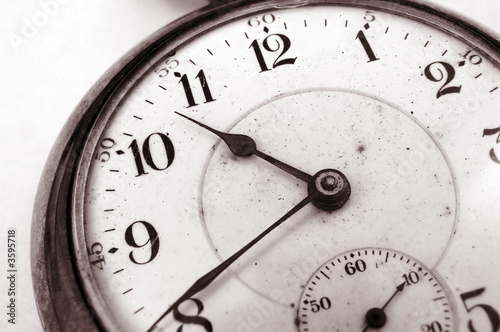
[125, 221, 160, 265]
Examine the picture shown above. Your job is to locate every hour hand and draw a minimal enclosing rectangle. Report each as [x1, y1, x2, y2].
[175, 112, 313, 183]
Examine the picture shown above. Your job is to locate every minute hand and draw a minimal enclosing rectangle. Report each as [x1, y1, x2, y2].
[146, 191, 318, 332]
[175, 112, 313, 183]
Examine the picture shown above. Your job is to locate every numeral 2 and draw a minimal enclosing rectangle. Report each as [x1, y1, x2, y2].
[424, 61, 462, 98]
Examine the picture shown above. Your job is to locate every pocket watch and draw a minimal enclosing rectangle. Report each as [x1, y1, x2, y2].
[31, 0, 500, 331]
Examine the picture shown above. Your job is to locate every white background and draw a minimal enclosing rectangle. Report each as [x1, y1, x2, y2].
[0, 0, 498, 331]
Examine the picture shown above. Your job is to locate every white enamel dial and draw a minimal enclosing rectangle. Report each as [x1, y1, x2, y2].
[59, 1, 500, 331]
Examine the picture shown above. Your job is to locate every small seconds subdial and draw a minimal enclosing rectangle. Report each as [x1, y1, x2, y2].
[297, 248, 454, 332]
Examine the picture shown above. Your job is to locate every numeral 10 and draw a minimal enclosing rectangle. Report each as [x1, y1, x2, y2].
[128, 133, 175, 176]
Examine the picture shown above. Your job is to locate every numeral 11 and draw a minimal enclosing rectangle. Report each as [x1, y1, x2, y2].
[176, 69, 216, 108]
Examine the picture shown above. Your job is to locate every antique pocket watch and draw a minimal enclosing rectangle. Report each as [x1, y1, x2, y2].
[32, 0, 500, 331]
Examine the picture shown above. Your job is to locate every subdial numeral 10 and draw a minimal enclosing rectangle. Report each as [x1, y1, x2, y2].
[402, 271, 419, 286]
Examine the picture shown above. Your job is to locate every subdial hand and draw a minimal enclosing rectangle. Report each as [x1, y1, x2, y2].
[146, 191, 319, 332]
[362, 282, 406, 331]
[175, 111, 313, 183]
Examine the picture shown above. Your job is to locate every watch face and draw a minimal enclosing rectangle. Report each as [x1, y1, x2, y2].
[35, 0, 500, 331]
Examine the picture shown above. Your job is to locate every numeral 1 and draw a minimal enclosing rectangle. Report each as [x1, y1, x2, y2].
[176, 69, 215, 108]
[356, 30, 380, 62]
